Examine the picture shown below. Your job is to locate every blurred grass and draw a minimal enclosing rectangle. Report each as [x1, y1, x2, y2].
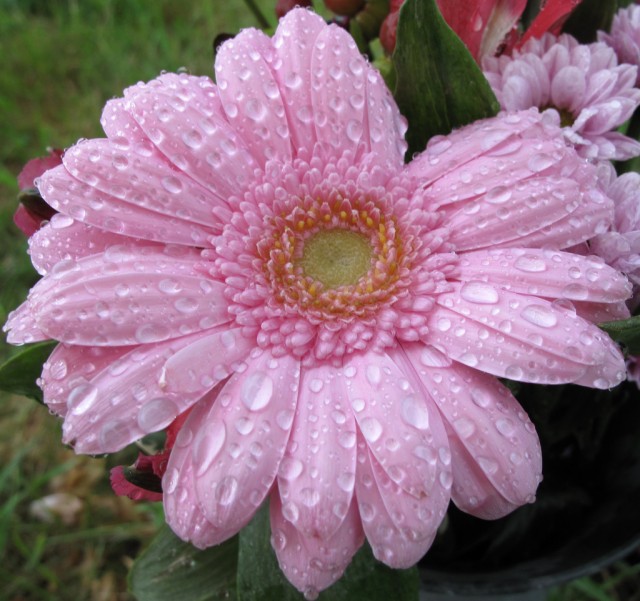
[0, 1, 638, 600]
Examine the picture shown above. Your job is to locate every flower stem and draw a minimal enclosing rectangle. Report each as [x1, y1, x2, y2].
[243, 0, 271, 29]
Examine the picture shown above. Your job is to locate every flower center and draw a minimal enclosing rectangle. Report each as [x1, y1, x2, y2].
[300, 229, 372, 289]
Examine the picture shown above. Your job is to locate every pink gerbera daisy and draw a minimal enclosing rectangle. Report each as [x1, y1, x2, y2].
[5, 8, 631, 598]
[483, 32, 640, 160]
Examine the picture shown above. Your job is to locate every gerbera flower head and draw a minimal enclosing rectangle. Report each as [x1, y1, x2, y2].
[599, 4, 640, 85]
[483, 32, 640, 160]
[5, 8, 632, 597]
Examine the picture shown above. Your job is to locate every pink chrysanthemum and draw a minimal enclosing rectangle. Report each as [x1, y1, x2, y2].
[590, 165, 640, 308]
[5, 9, 632, 597]
[483, 32, 640, 160]
[599, 4, 640, 85]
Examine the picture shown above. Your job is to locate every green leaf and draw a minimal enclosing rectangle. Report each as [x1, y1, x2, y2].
[392, 0, 500, 157]
[600, 315, 640, 354]
[0, 341, 56, 402]
[238, 502, 419, 601]
[129, 525, 238, 601]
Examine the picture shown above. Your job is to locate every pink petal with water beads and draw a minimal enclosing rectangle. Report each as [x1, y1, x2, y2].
[28, 215, 141, 276]
[309, 22, 368, 160]
[164, 388, 230, 548]
[452, 248, 632, 303]
[114, 79, 258, 203]
[193, 350, 300, 536]
[3, 299, 48, 345]
[38, 165, 215, 246]
[345, 351, 442, 498]
[270, 490, 364, 599]
[26, 246, 229, 346]
[571, 300, 630, 324]
[214, 29, 293, 166]
[41, 343, 130, 418]
[444, 175, 612, 253]
[401, 343, 542, 518]
[59, 333, 208, 454]
[277, 363, 357, 541]
[428, 283, 626, 387]
[355, 442, 450, 569]
[161, 326, 256, 396]
[406, 109, 553, 190]
[271, 8, 325, 154]
[63, 138, 230, 229]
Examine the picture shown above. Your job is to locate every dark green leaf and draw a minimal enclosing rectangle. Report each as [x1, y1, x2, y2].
[238, 502, 419, 601]
[563, 0, 616, 43]
[129, 525, 238, 601]
[0, 341, 56, 402]
[392, 0, 500, 157]
[600, 315, 640, 354]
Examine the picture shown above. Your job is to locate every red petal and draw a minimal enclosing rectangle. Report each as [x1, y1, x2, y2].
[518, 0, 582, 47]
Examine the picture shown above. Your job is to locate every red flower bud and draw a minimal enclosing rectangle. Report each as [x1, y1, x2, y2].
[324, 0, 365, 17]
[276, 0, 313, 19]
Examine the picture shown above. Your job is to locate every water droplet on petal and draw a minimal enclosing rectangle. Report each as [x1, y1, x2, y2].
[460, 282, 499, 304]
[360, 417, 383, 442]
[241, 371, 273, 411]
[137, 398, 178, 433]
[193, 420, 226, 476]
[401, 396, 429, 430]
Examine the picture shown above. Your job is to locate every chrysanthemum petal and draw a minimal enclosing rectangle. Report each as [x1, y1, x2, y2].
[401, 343, 542, 518]
[26, 246, 229, 346]
[214, 29, 293, 166]
[428, 284, 626, 387]
[355, 444, 449, 568]
[452, 248, 631, 303]
[270, 491, 364, 597]
[162, 326, 255, 395]
[193, 350, 300, 534]
[29, 215, 140, 275]
[277, 363, 357, 540]
[59, 334, 206, 453]
[347, 351, 442, 498]
[38, 165, 215, 246]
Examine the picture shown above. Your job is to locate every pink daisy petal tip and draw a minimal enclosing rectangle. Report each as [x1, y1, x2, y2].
[6, 8, 631, 594]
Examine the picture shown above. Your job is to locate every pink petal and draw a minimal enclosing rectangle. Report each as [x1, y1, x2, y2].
[271, 8, 325, 154]
[162, 326, 256, 395]
[193, 350, 300, 535]
[4, 299, 48, 345]
[26, 246, 229, 346]
[270, 490, 364, 597]
[29, 215, 142, 275]
[401, 343, 542, 518]
[103, 93, 255, 204]
[406, 108, 549, 190]
[452, 248, 631, 303]
[41, 343, 130, 417]
[38, 165, 215, 246]
[277, 363, 357, 540]
[428, 283, 626, 387]
[346, 351, 442, 498]
[164, 390, 227, 547]
[310, 23, 368, 159]
[63, 138, 230, 228]
[59, 333, 206, 453]
[572, 300, 630, 323]
[355, 442, 450, 568]
[214, 29, 292, 166]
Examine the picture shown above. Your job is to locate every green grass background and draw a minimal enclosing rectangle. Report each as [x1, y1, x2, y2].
[0, 1, 638, 599]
